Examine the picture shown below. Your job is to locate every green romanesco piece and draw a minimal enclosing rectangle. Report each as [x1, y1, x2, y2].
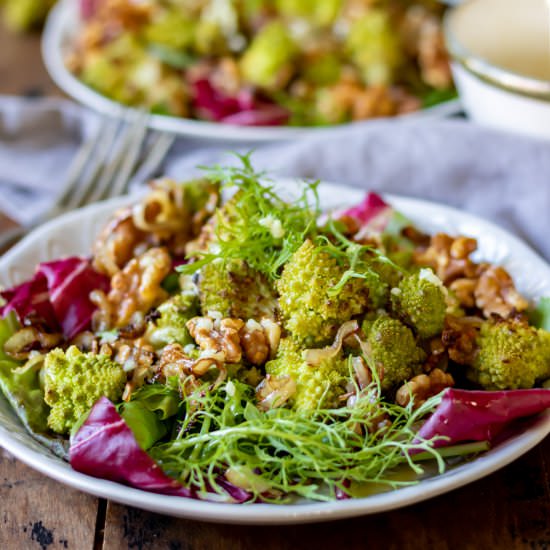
[346, 9, 402, 86]
[277, 240, 370, 346]
[468, 320, 550, 390]
[43, 346, 126, 435]
[275, 0, 342, 26]
[144, 10, 196, 50]
[146, 283, 199, 349]
[266, 338, 349, 411]
[367, 316, 426, 391]
[391, 268, 447, 339]
[240, 21, 297, 89]
[198, 259, 278, 320]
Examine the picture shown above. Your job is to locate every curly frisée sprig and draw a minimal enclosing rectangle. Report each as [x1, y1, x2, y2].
[148, 361, 474, 503]
[179, 153, 321, 280]
[316, 218, 406, 297]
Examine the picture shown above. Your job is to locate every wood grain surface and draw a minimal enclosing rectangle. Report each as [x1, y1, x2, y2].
[0, 18, 549, 550]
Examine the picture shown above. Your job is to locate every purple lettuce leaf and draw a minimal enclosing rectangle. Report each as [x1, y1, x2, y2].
[0, 257, 110, 340]
[37, 257, 109, 340]
[70, 397, 192, 496]
[341, 192, 390, 226]
[0, 275, 58, 330]
[80, 0, 101, 20]
[417, 388, 550, 447]
[192, 78, 289, 126]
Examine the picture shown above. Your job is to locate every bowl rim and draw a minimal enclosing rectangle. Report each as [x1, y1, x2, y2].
[443, 0, 550, 102]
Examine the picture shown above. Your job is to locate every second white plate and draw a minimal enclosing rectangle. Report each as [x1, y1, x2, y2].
[42, 0, 463, 143]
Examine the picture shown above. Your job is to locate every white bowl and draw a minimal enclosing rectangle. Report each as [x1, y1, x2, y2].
[0, 179, 549, 524]
[42, 0, 462, 143]
[444, 0, 550, 140]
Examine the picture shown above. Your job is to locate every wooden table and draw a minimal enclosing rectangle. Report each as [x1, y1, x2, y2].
[1, 21, 550, 550]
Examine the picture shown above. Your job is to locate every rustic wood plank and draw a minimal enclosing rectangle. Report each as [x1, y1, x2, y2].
[0, 449, 99, 550]
[101, 437, 550, 550]
[0, 23, 61, 97]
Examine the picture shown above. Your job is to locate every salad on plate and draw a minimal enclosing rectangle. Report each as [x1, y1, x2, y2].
[0, 157, 549, 504]
[64, 0, 455, 126]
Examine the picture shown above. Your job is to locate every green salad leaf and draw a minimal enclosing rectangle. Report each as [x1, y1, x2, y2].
[0, 315, 68, 458]
[530, 297, 550, 331]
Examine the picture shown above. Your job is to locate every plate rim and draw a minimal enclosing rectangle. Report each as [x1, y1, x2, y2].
[42, 0, 463, 143]
[0, 180, 549, 524]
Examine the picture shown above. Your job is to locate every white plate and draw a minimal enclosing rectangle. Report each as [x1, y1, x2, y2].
[42, 0, 462, 143]
[0, 179, 549, 524]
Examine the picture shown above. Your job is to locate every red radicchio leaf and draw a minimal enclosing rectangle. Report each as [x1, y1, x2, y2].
[416, 388, 550, 448]
[70, 397, 192, 497]
[220, 104, 290, 127]
[341, 192, 390, 224]
[37, 257, 109, 340]
[192, 79, 289, 126]
[0, 257, 109, 340]
[214, 477, 252, 503]
[80, 0, 101, 19]
[0, 275, 58, 330]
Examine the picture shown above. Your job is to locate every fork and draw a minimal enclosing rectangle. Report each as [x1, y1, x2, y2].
[0, 111, 175, 251]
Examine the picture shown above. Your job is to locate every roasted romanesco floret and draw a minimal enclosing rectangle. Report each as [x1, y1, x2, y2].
[277, 240, 370, 346]
[467, 320, 550, 390]
[43, 346, 126, 434]
[145, 283, 199, 349]
[198, 259, 278, 320]
[391, 268, 447, 339]
[367, 316, 426, 391]
[265, 338, 348, 411]
[240, 21, 297, 89]
[346, 10, 402, 86]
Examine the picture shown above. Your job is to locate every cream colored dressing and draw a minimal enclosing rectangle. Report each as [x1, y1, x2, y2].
[451, 0, 550, 80]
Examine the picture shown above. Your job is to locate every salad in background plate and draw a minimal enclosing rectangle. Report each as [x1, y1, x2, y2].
[0, 158, 549, 505]
[62, 0, 455, 127]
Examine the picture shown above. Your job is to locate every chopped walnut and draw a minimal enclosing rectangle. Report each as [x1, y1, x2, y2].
[115, 340, 156, 401]
[442, 315, 483, 365]
[187, 317, 244, 363]
[157, 343, 226, 386]
[414, 233, 479, 285]
[97, 0, 152, 30]
[186, 315, 281, 366]
[131, 178, 219, 257]
[91, 247, 171, 330]
[421, 337, 448, 374]
[240, 320, 270, 366]
[417, 18, 452, 89]
[402, 6, 452, 89]
[211, 57, 242, 97]
[474, 266, 529, 318]
[93, 208, 148, 276]
[396, 368, 454, 408]
[449, 277, 478, 308]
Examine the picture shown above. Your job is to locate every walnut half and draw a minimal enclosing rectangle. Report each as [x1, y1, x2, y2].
[396, 368, 454, 408]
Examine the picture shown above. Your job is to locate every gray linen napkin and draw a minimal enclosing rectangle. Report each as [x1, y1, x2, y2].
[1, 96, 550, 259]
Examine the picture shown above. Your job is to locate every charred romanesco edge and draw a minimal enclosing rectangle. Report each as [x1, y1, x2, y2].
[391, 268, 447, 339]
[277, 239, 370, 346]
[367, 316, 426, 391]
[145, 282, 199, 349]
[43, 346, 126, 435]
[198, 258, 278, 320]
[265, 338, 349, 411]
[468, 320, 550, 390]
